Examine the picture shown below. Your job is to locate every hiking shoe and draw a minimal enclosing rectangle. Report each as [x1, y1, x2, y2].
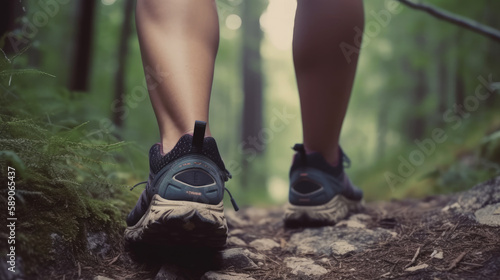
[124, 121, 238, 247]
[284, 144, 363, 227]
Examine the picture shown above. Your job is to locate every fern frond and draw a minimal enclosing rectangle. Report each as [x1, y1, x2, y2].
[9, 45, 31, 62]
[52, 178, 81, 187]
[0, 69, 56, 78]
[0, 150, 26, 171]
[15, 189, 53, 204]
[0, 48, 11, 70]
[481, 130, 500, 144]
[6, 118, 50, 133]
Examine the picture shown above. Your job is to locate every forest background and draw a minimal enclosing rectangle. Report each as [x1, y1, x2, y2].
[1, 0, 500, 208]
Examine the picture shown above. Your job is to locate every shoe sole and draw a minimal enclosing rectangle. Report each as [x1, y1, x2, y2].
[124, 194, 228, 248]
[284, 195, 363, 227]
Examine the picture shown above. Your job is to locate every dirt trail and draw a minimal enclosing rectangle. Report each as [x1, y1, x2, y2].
[56, 177, 500, 279]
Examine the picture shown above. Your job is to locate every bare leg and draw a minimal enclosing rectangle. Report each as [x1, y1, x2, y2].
[136, 0, 219, 153]
[293, 0, 364, 166]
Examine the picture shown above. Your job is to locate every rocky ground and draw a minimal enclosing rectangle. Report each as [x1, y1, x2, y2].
[43, 177, 500, 279]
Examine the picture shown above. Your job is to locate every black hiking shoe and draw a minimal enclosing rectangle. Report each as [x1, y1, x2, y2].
[124, 121, 238, 248]
[284, 144, 363, 227]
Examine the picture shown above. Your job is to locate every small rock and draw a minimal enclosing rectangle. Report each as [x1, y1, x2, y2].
[430, 250, 444, 259]
[93, 276, 114, 280]
[257, 218, 275, 226]
[280, 238, 287, 248]
[405, 263, 429, 272]
[285, 257, 328, 276]
[154, 264, 188, 280]
[220, 248, 257, 269]
[257, 262, 264, 266]
[286, 226, 394, 257]
[336, 214, 371, 228]
[294, 237, 321, 255]
[249, 238, 280, 251]
[336, 219, 366, 228]
[475, 203, 500, 226]
[350, 213, 372, 222]
[331, 240, 357, 256]
[317, 257, 330, 265]
[442, 202, 461, 212]
[226, 211, 250, 228]
[243, 249, 266, 262]
[451, 177, 500, 213]
[87, 232, 111, 257]
[202, 271, 255, 280]
[230, 229, 245, 236]
[244, 208, 268, 220]
[228, 236, 247, 246]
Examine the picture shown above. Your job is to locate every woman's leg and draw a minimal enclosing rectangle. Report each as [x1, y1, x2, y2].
[293, 0, 364, 166]
[136, 0, 219, 153]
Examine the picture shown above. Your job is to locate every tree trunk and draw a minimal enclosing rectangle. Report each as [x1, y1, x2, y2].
[240, 0, 267, 188]
[376, 100, 388, 159]
[0, 1, 23, 55]
[408, 68, 427, 140]
[454, 30, 466, 106]
[484, 0, 499, 107]
[68, 0, 97, 92]
[437, 47, 448, 119]
[241, 0, 266, 153]
[405, 37, 427, 140]
[454, 60, 465, 106]
[111, 0, 134, 129]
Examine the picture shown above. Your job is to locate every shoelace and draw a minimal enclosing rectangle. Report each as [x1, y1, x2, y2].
[130, 181, 147, 191]
[225, 169, 233, 180]
[129, 181, 239, 211]
[342, 152, 351, 168]
[224, 187, 239, 211]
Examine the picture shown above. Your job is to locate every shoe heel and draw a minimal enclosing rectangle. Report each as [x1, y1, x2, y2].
[284, 195, 360, 227]
[125, 194, 228, 247]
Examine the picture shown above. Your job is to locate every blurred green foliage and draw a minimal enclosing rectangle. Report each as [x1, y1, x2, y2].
[1, 0, 499, 212]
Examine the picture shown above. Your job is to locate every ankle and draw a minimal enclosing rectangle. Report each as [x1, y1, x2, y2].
[160, 128, 212, 155]
[303, 145, 340, 167]
[327, 150, 340, 167]
[161, 131, 191, 155]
